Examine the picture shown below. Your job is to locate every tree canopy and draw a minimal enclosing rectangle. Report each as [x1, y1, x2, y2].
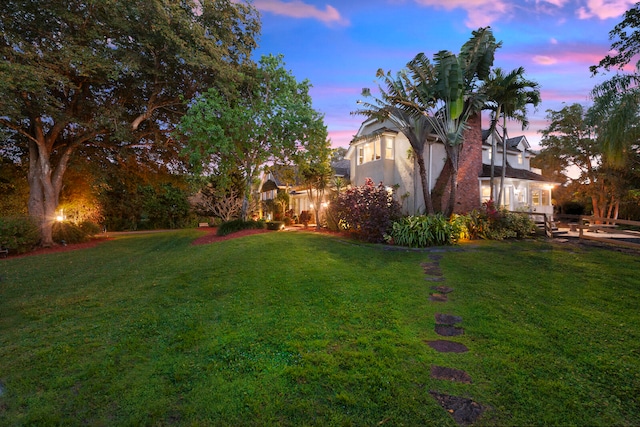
[178, 54, 329, 221]
[0, 0, 260, 245]
[591, 2, 640, 73]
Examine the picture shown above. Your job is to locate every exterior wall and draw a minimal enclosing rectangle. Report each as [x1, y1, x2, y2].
[348, 119, 474, 215]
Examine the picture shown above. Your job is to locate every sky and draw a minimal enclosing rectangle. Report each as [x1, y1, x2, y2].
[249, 0, 637, 150]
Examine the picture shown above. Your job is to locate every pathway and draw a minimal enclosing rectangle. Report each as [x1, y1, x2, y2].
[422, 254, 487, 426]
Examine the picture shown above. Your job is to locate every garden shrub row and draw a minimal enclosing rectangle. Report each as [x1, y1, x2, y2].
[0, 216, 40, 254]
[0, 217, 103, 254]
[385, 214, 467, 247]
[216, 219, 266, 236]
[328, 180, 537, 247]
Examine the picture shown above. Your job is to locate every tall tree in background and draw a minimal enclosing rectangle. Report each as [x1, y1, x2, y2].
[0, 0, 259, 246]
[591, 3, 640, 73]
[297, 126, 332, 229]
[178, 54, 328, 221]
[482, 67, 541, 204]
[536, 103, 627, 219]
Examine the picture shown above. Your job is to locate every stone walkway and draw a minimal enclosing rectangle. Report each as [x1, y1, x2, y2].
[423, 254, 487, 426]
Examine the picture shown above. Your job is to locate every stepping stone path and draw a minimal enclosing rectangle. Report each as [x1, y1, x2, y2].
[430, 365, 472, 383]
[422, 254, 487, 426]
[430, 391, 487, 426]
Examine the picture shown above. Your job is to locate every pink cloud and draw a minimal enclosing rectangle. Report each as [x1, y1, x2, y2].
[533, 55, 558, 65]
[253, 0, 349, 26]
[577, 0, 636, 19]
[413, 0, 511, 28]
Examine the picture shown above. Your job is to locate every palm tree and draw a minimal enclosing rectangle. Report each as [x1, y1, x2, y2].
[482, 67, 541, 205]
[395, 27, 501, 215]
[354, 72, 436, 214]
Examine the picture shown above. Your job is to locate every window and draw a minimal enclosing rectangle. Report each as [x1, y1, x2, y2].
[357, 139, 382, 165]
[481, 185, 491, 202]
[542, 189, 550, 206]
[501, 187, 510, 208]
[517, 153, 523, 165]
[373, 139, 381, 160]
[385, 138, 393, 160]
[532, 189, 540, 206]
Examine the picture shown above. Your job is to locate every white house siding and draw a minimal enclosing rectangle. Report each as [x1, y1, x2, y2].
[348, 123, 449, 215]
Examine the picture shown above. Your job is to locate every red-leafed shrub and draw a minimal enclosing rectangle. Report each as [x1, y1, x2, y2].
[332, 178, 402, 243]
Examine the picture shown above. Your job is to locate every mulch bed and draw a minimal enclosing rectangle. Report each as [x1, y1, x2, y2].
[3, 226, 350, 259]
[2, 237, 110, 259]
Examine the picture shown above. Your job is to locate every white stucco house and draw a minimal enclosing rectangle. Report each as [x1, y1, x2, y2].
[345, 117, 556, 217]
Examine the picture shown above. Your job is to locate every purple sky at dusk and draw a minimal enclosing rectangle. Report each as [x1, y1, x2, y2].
[250, 0, 637, 150]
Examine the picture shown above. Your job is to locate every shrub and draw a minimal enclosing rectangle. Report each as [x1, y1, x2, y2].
[461, 200, 536, 240]
[333, 178, 402, 243]
[52, 221, 89, 244]
[0, 216, 40, 254]
[266, 221, 285, 230]
[79, 221, 102, 236]
[217, 219, 265, 236]
[386, 214, 466, 248]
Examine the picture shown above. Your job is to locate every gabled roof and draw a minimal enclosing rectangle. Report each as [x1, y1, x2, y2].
[331, 159, 350, 179]
[350, 126, 399, 145]
[480, 163, 549, 182]
[482, 130, 531, 152]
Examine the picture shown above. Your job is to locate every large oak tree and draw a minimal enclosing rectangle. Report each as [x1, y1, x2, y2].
[0, 0, 259, 246]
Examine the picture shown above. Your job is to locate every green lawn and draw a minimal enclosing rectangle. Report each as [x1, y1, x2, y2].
[0, 231, 638, 425]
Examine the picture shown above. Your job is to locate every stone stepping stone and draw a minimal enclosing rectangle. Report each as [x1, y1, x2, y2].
[431, 285, 454, 294]
[429, 391, 487, 426]
[429, 254, 444, 261]
[425, 276, 445, 282]
[435, 313, 463, 325]
[426, 340, 468, 353]
[429, 293, 448, 302]
[421, 262, 443, 276]
[435, 324, 464, 336]
[430, 365, 472, 384]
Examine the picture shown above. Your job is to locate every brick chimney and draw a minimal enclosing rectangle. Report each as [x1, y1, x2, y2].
[454, 112, 482, 214]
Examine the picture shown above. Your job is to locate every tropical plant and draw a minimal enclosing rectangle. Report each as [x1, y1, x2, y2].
[390, 27, 501, 215]
[386, 214, 465, 247]
[482, 67, 541, 203]
[354, 75, 436, 214]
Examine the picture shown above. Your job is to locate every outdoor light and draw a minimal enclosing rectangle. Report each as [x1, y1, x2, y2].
[322, 202, 328, 208]
[56, 215, 64, 222]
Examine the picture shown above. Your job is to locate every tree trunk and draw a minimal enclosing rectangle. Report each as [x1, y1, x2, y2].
[432, 157, 453, 214]
[415, 150, 434, 215]
[497, 120, 508, 207]
[444, 144, 461, 217]
[446, 166, 458, 217]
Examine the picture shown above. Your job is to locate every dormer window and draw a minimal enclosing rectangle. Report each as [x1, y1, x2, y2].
[517, 153, 523, 165]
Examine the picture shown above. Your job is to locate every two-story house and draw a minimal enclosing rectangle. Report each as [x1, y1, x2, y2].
[345, 117, 556, 217]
